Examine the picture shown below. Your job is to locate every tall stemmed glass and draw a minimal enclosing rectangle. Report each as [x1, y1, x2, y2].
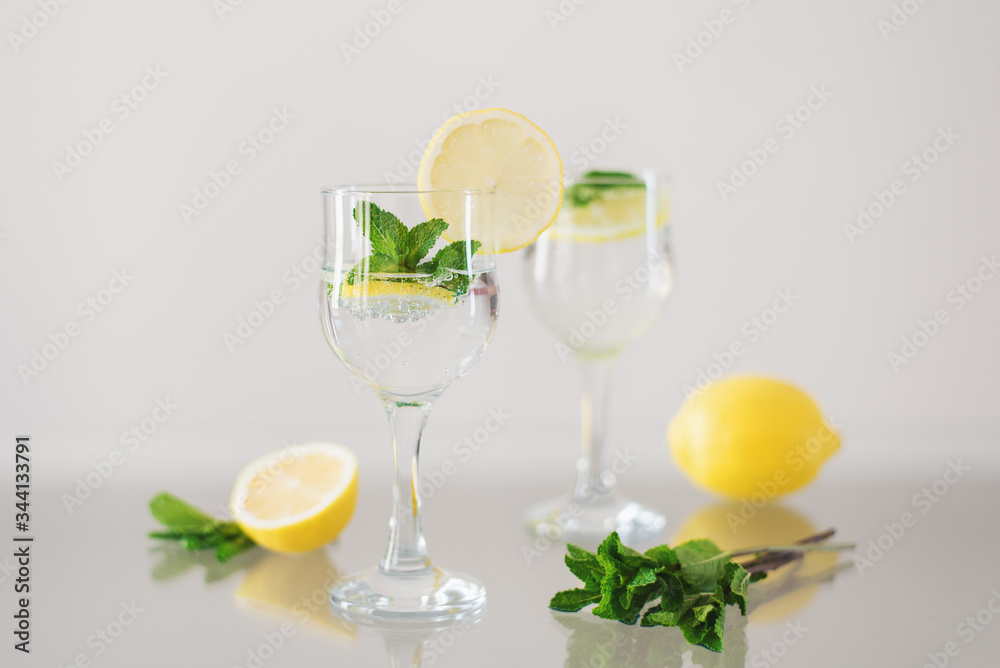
[524, 171, 672, 542]
[320, 185, 497, 620]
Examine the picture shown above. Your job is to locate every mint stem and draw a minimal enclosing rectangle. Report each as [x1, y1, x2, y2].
[730, 542, 855, 558]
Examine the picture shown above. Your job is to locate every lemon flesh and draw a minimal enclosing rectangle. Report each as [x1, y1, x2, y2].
[668, 376, 839, 499]
[418, 108, 563, 253]
[231, 442, 359, 553]
[551, 187, 670, 243]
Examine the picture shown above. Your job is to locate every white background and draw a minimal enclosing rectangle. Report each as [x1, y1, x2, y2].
[2, 0, 998, 478]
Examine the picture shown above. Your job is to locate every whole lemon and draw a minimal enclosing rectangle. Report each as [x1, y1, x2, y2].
[668, 376, 839, 498]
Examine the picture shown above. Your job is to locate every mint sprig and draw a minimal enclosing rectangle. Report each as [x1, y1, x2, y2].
[567, 170, 644, 207]
[550, 529, 853, 653]
[148, 492, 255, 563]
[339, 202, 481, 301]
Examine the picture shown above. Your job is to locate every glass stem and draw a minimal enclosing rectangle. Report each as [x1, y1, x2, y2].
[379, 397, 434, 575]
[573, 357, 615, 504]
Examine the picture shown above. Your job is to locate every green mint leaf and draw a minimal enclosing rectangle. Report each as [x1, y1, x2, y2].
[353, 201, 408, 262]
[643, 544, 679, 569]
[429, 239, 481, 276]
[679, 595, 726, 652]
[564, 544, 604, 591]
[215, 534, 256, 563]
[150, 492, 216, 530]
[674, 539, 731, 593]
[549, 588, 604, 612]
[148, 493, 256, 563]
[345, 254, 404, 285]
[591, 533, 665, 625]
[599, 531, 659, 571]
[551, 528, 852, 655]
[429, 239, 482, 299]
[721, 562, 751, 615]
[568, 170, 643, 207]
[622, 565, 663, 610]
[404, 219, 449, 269]
[643, 591, 726, 652]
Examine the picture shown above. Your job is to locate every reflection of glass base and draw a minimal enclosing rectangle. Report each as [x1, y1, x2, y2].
[329, 566, 485, 622]
[525, 493, 665, 543]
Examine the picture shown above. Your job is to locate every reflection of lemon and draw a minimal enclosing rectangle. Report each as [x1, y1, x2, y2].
[668, 376, 839, 499]
[231, 443, 358, 553]
[418, 108, 563, 253]
[236, 550, 356, 639]
[673, 503, 836, 622]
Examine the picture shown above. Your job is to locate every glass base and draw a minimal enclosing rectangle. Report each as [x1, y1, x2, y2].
[525, 492, 665, 543]
[329, 566, 486, 623]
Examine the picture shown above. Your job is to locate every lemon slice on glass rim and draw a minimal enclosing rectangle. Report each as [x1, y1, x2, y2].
[418, 108, 563, 253]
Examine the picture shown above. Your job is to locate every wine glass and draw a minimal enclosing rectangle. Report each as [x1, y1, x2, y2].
[523, 171, 672, 542]
[320, 185, 498, 620]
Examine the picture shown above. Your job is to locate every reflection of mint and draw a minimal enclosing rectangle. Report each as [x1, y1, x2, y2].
[148, 492, 255, 563]
[336, 202, 481, 301]
[567, 170, 644, 207]
[550, 529, 853, 653]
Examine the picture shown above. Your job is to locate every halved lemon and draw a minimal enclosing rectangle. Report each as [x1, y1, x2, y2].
[418, 108, 563, 253]
[231, 442, 359, 554]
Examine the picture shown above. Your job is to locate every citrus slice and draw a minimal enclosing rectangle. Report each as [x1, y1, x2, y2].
[336, 276, 458, 320]
[550, 186, 670, 243]
[340, 277, 455, 304]
[231, 442, 359, 554]
[418, 108, 563, 253]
